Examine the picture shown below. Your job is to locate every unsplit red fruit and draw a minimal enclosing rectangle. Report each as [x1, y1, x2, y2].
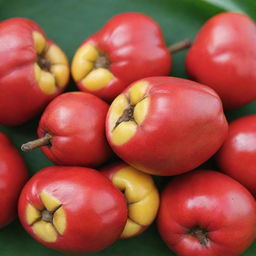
[216, 114, 256, 197]
[106, 77, 228, 176]
[186, 12, 256, 109]
[21, 92, 112, 167]
[157, 170, 256, 256]
[0, 17, 70, 126]
[0, 132, 28, 227]
[71, 12, 173, 102]
[101, 162, 159, 238]
[18, 166, 127, 254]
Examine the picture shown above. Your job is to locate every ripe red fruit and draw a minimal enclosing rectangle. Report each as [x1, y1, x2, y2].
[158, 170, 256, 256]
[18, 166, 127, 254]
[106, 77, 228, 176]
[0, 18, 70, 126]
[0, 132, 28, 227]
[71, 12, 172, 102]
[186, 12, 256, 109]
[21, 92, 112, 167]
[216, 114, 256, 197]
[101, 162, 159, 238]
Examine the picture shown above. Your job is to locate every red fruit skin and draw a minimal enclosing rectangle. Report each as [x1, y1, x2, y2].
[186, 12, 256, 110]
[18, 166, 127, 254]
[0, 18, 68, 126]
[157, 170, 256, 256]
[76, 12, 171, 102]
[106, 77, 228, 176]
[38, 92, 112, 166]
[216, 114, 256, 197]
[0, 132, 28, 227]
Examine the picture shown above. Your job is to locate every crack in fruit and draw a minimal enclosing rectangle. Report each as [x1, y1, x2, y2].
[71, 44, 114, 91]
[41, 204, 62, 223]
[189, 226, 209, 246]
[25, 192, 66, 242]
[108, 81, 150, 146]
[115, 105, 135, 128]
[37, 54, 51, 72]
[94, 54, 110, 69]
[33, 31, 69, 94]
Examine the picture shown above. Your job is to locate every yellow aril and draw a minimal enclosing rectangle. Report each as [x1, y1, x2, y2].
[111, 121, 137, 145]
[81, 68, 114, 91]
[33, 31, 46, 54]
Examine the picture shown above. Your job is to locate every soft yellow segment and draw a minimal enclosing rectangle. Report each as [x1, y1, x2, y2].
[32, 220, 57, 242]
[38, 69, 56, 94]
[112, 167, 154, 202]
[72, 59, 94, 81]
[129, 81, 149, 105]
[26, 204, 41, 225]
[53, 207, 66, 235]
[39, 191, 61, 212]
[121, 218, 142, 238]
[81, 68, 114, 91]
[108, 94, 129, 131]
[129, 189, 159, 226]
[50, 64, 69, 87]
[33, 31, 46, 54]
[71, 44, 99, 81]
[111, 121, 137, 145]
[133, 97, 150, 125]
[45, 44, 68, 65]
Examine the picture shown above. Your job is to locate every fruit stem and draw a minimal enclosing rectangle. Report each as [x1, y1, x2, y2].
[168, 39, 192, 54]
[21, 133, 52, 152]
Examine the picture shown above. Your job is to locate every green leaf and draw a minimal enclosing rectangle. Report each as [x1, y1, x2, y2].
[0, 0, 255, 255]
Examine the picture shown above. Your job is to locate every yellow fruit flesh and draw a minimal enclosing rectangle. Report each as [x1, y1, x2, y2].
[33, 31, 69, 94]
[25, 191, 66, 243]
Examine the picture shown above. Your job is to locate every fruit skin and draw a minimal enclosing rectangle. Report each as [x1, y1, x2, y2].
[216, 114, 256, 197]
[0, 17, 69, 126]
[106, 76, 228, 176]
[186, 12, 256, 110]
[0, 132, 28, 227]
[72, 12, 171, 102]
[18, 166, 127, 254]
[38, 92, 112, 166]
[101, 162, 159, 238]
[157, 170, 256, 256]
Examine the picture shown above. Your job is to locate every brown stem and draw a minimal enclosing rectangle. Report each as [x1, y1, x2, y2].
[21, 133, 52, 152]
[168, 39, 192, 54]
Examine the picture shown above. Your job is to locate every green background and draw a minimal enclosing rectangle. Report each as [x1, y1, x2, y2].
[0, 0, 256, 255]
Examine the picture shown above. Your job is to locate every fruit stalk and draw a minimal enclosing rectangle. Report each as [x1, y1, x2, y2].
[168, 39, 192, 53]
[21, 133, 52, 152]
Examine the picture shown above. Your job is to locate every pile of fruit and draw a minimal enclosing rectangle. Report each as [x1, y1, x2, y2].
[0, 11, 256, 256]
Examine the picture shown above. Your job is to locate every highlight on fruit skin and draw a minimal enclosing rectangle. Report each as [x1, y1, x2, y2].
[101, 162, 160, 238]
[0, 17, 70, 126]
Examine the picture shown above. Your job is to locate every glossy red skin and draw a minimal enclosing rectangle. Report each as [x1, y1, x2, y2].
[186, 12, 256, 110]
[0, 132, 28, 227]
[0, 18, 68, 126]
[18, 166, 127, 254]
[216, 115, 256, 197]
[38, 92, 112, 166]
[76, 12, 171, 102]
[101, 162, 148, 238]
[106, 77, 228, 176]
[157, 170, 256, 256]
